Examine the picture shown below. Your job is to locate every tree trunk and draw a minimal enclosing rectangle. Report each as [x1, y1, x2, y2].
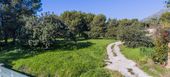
[4, 33, 8, 45]
[12, 32, 16, 44]
[12, 36, 16, 44]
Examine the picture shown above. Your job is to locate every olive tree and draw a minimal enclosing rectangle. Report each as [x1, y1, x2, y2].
[19, 13, 68, 49]
[118, 25, 153, 48]
[88, 14, 106, 38]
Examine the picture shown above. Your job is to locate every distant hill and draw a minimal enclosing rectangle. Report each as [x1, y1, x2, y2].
[142, 8, 170, 22]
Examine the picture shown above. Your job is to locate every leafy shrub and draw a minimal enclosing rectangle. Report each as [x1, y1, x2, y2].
[152, 36, 168, 64]
[118, 26, 154, 48]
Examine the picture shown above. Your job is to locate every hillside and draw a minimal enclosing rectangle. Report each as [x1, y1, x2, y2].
[142, 8, 170, 22]
[9, 39, 123, 77]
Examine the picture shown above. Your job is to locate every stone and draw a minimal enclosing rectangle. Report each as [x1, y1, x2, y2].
[168, 43, 170, 48]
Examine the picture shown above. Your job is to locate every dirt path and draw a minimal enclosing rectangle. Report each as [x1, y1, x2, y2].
[105, 41, 151, 77]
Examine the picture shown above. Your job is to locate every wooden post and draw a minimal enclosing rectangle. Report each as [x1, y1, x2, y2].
[166, 43, 170, 68]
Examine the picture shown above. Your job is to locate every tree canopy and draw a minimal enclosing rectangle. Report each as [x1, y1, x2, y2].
[18, 13, 69, 48]
[0, 0, 42, 44]
[88, 14, 106, 38]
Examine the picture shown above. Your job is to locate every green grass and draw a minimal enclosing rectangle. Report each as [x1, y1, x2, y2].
[121, 46, 148, 63]
[80, 68, 123, 77]
[121, 46, 170, 77]
[4, 39, 123, 77]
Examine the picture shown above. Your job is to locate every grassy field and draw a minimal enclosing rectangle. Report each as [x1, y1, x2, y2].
[0, 39, 123, 77]
[121, 46, 170, 77]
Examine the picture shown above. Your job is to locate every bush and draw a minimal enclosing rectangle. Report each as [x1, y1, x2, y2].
[152, 36, 168, 64]
[118, 26, 154, 48]
[105, 27, 118, 38]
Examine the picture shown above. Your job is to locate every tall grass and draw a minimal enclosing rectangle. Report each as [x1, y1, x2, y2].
[11, 39, 122, 77]
[80, 68, 123, 77]
[121, 46, 170, 77]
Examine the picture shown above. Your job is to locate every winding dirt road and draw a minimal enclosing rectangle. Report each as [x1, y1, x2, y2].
[105, 41, 151, 77]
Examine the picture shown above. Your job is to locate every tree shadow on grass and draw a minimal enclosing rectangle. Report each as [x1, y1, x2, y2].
[51, 41, 95, 51]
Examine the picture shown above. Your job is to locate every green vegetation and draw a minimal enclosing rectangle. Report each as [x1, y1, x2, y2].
[2, 39, 121, 77]
[121, 46, 170, 77]
[118, 25, 154, 48]
[152, 35, 168, 64]
[1, 0, 170, 77]
[149, 12, 170, 64]
[80, 68, 123, 77]
[0, 0, 146, 49]
[0, 0, 42, 44]
[0, 0, 147, 50]
[121, 46, 152, 63]
[18, 14, 69, 48]
[88, 14, 106, 38]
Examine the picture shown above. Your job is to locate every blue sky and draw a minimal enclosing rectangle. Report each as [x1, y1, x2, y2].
[40, 0, 166, 20]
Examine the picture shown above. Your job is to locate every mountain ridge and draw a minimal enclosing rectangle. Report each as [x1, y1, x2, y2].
[141, 8, 170, 22]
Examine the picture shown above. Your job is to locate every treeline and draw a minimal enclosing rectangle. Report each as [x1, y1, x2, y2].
[0, 0, 42, 47]
[0, 0, 152, 49]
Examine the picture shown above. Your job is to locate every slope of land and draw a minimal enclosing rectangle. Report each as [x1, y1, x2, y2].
[142, 8, 170, 22]
[6, 39, 123, 77]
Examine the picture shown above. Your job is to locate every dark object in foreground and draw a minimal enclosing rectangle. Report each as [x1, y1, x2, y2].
[0, 63, 29, 77]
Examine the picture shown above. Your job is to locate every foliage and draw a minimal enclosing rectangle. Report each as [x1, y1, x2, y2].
[118, 19, 138, 26]
[160, 12, 170, 28]
[118, 25, 154, 48]
[0, 5, 151, 47]
[19, 13, 69, 48]
[83, 13, 95, 39]
[88, 14, 106, 38]
[0, 0, 169, 77]
[152, 36, 168, 64]
[105, 19, 119, 38]
[60, 11, 94, 39]
[0, 0, 42, 44]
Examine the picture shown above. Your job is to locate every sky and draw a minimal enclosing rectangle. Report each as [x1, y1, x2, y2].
[40, 0, 166, 20]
